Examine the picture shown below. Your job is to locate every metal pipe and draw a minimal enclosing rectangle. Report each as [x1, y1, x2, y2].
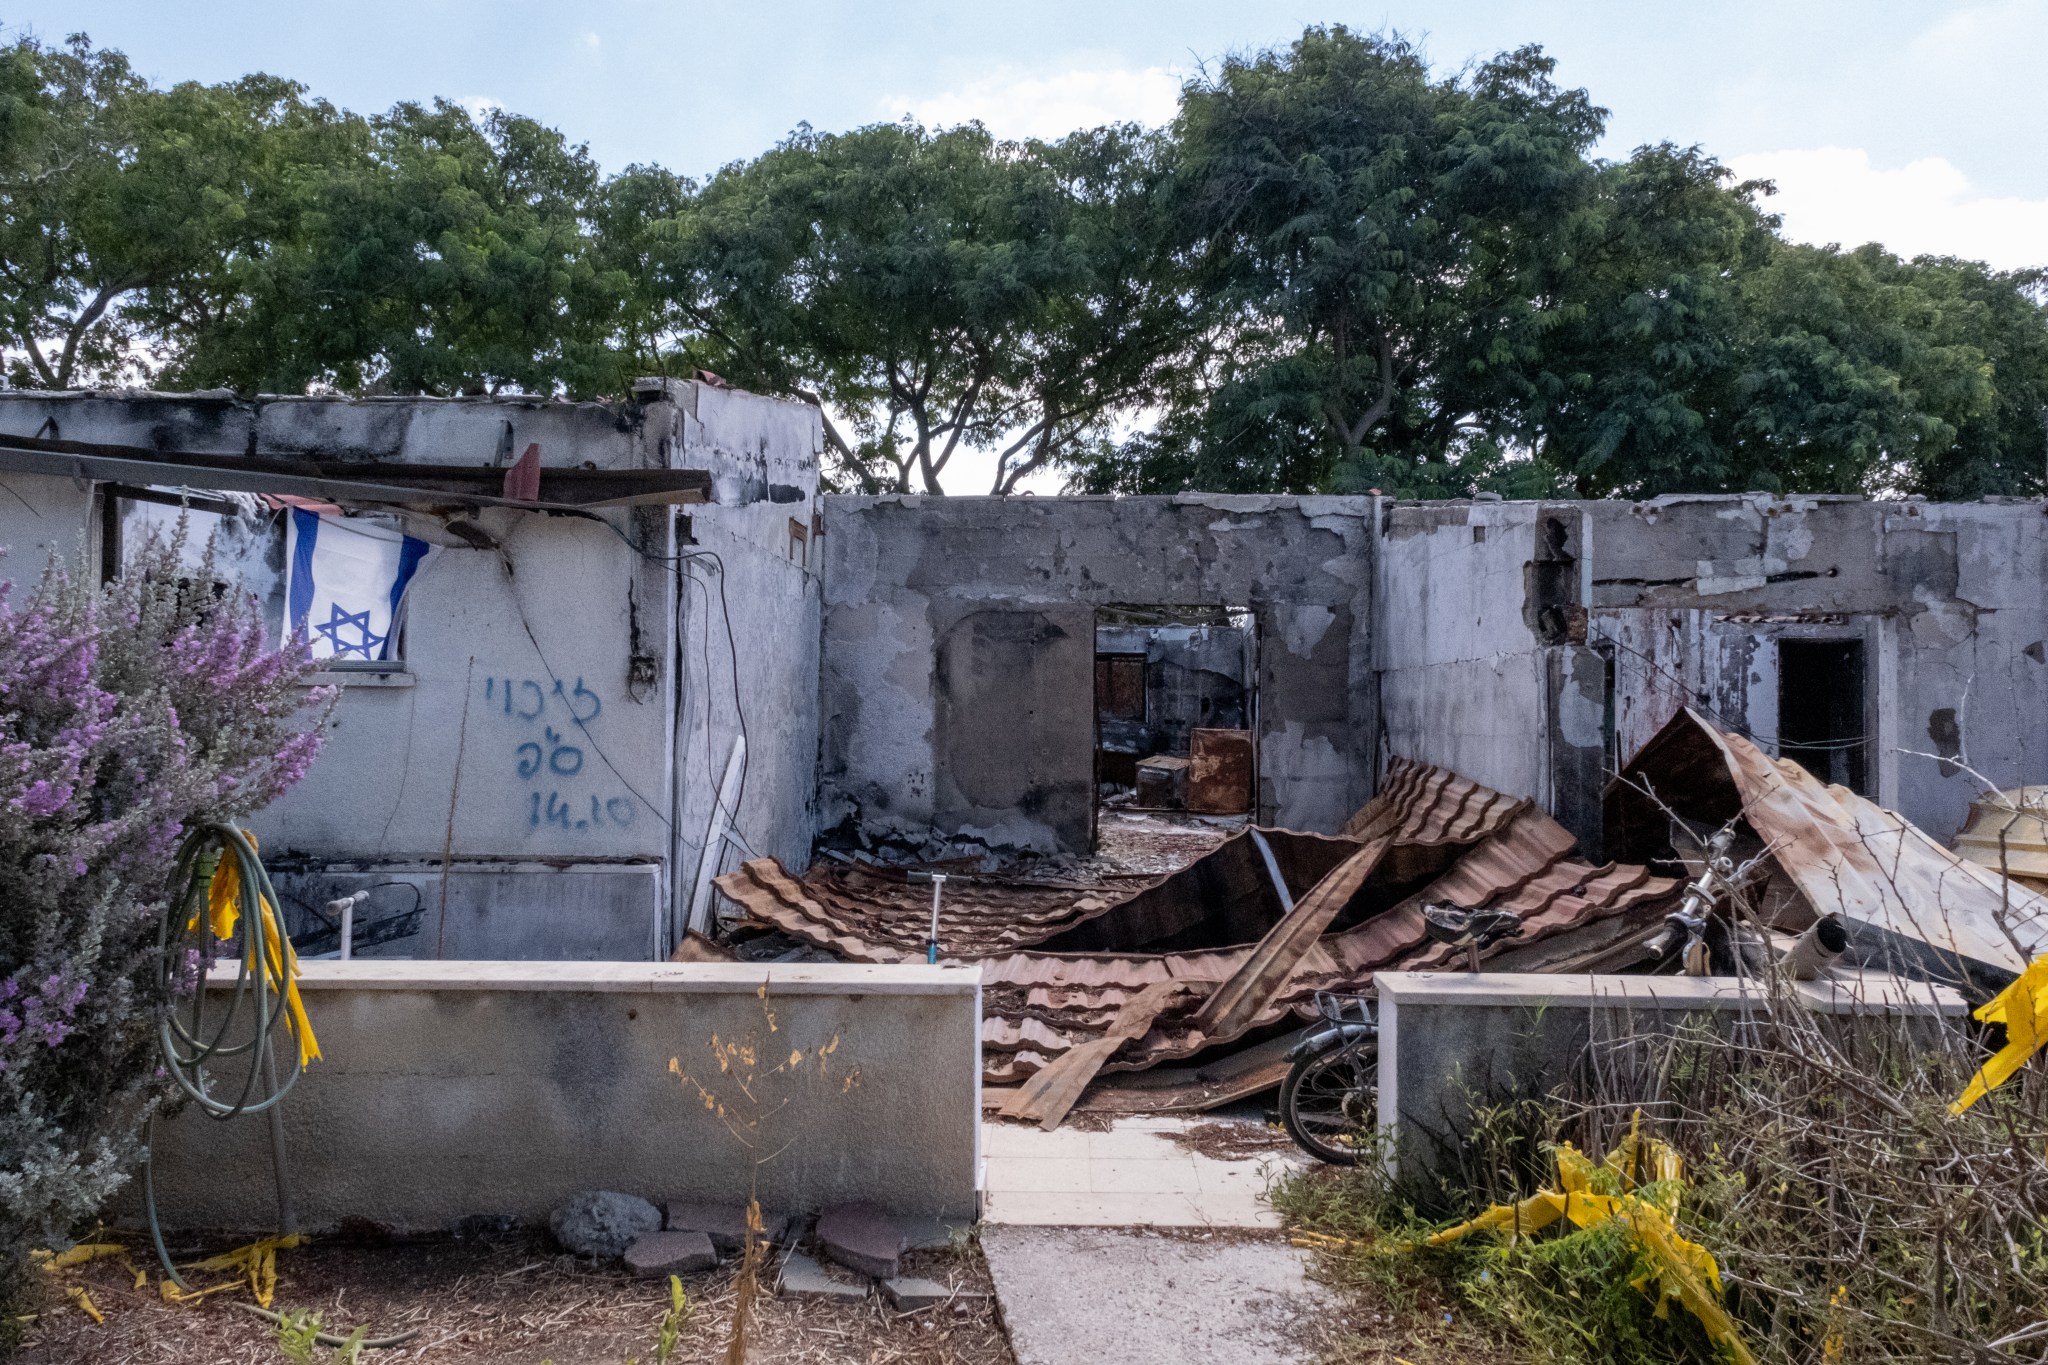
[1247, 828, 1295, 913]
[1781, 914, 1849, 980]
[926, 874, 947, 964]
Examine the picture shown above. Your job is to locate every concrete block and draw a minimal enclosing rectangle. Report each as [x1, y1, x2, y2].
[815, 1201, 904, 1278]
[1375, 970, 1969, 1192]
[624, 1230, 718, 1277]
[664, 1201, 791, 1253]
[133, 961, 983, 1235]
[550, 1191, 660, 1259]
[897, 1214, 974, 1250]
[883, 1276, 986, 1310]
[777, 1251, 870, 1301]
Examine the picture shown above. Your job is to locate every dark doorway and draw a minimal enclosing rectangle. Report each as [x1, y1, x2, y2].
[1094, 605, 1256, 817]
[1777, 638, 1868, 794]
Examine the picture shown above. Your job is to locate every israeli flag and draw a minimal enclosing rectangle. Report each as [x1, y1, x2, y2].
[283, 509, 435, 661]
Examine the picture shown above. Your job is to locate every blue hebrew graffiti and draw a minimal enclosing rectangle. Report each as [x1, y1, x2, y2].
[484, 674, 636, 834]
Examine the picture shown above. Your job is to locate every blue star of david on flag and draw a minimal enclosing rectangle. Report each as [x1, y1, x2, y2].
[312, 604, 386, 659]
[284, 509, 436, 661]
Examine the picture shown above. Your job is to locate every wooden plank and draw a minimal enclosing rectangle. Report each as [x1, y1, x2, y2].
[1188, 834, 1393, 1041]
[998, 981, 1189, 1131]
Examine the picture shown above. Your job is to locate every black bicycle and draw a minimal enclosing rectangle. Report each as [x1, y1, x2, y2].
[1279, 905, 1524, 1164]
[1278, 991, 1378, 1164]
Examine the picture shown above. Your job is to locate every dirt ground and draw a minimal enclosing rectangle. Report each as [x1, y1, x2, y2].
[16, 1231, 1017, 1365]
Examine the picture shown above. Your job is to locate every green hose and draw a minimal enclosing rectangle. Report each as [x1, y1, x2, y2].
[142, 824, 418, 1349]
[155, 824, 307, 1119]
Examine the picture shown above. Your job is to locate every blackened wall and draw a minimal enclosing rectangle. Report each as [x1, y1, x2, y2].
[819, 494, 1377, 855]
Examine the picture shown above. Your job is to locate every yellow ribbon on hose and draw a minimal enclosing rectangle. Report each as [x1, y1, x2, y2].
[197, 831, 321, 1067]
[1951, 954, 2048, 1114]
[181, 1234, 309, 1310]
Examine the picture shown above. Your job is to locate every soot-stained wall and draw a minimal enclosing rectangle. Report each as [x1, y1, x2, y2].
[819, 494, 1377, 855]
[1377, 493, 2048, 852]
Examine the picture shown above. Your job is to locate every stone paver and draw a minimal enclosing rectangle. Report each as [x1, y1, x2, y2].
[981, 1114, 1302, 1229]
[815, 1201, 905, 1278]
[663, 1201, 789, 1253]
[981, 1226, 1333, 1365]
[776, 1251, 870, 1301]
[881, 1276, 987, 1310]
[623, 1230, 718, 1277]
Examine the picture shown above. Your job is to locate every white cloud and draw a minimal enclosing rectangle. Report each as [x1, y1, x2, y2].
[1729, 146, 2048, 271]
[883, 63, 1182, 141]
[582, 31, 601, 50]
[457, 95, 504, 125]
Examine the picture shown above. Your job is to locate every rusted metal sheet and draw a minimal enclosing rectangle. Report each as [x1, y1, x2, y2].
[714, 827, 1368, 962]
[998, 980, 1191, 1129]
[1188, 833, 1394, 1040]
[1344, 755, 1534, 846]
[722, 757, 1681, 1088]
[1187, 728, 1254, 814]
[1609, 707, 2048, 987]
[1953, 787, 2048, 892]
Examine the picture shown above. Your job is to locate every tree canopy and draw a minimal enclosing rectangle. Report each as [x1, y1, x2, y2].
[4, 25, 2044, 499]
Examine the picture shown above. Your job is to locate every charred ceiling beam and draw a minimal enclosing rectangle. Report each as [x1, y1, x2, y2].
[0, 431, 712, 512]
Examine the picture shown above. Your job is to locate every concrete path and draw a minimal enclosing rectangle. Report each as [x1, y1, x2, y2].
[982, 1225, 1334, 1365]
[981, 1113, 1305, 1228]
[979, 1113, 1331, 1362]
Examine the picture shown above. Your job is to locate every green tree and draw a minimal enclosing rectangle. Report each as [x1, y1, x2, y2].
[0, 34, 356, 392]
[675, 121, 1087, 492]
[293, 100, 611, 397]
[1161, 27, 1604, 492]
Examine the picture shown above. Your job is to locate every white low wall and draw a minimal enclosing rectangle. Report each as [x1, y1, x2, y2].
[137, 962, 982, 1234]
[1375, 970, 1965, 1186]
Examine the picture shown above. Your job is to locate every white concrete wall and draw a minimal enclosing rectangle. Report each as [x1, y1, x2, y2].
[1373, 501, 1554, 802]
[0, 470, 97, 580]
[136, 961, 982, 1231]
[670, 384, 824, 934]
[0, 384, 823, 957]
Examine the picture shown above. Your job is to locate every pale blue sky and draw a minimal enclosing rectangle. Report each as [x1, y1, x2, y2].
[18, 1, 2048, 271]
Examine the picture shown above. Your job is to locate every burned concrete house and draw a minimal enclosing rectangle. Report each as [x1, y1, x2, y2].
[2, 389, 2044, 958]
[4, 381, 2044, 1234]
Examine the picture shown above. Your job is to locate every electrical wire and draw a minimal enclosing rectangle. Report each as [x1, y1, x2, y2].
[1594, 629, 1874, 753]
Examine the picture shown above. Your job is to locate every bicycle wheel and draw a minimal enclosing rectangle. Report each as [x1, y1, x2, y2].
[1279, 1036, 1377, 1166]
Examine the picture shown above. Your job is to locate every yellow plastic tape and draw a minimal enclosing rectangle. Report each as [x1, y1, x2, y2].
[31, 1243, 126, 1273]
[182, 1233, 310, 1309]
[1417, 1114, 1754, 1365]
[1952, 954, 2048, 1114]
[198, 831, 321, 1068]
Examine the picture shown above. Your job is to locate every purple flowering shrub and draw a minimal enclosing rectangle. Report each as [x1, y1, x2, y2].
[0, 527, 327, 1305]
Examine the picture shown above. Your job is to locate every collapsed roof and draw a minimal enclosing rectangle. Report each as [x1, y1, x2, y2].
[717, 757, 1683, 1087]
[1607, 707, 2048, 992]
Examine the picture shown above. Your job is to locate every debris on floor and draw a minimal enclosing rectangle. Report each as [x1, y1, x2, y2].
[1609, 706, 2048, 992]
[17, 1230, 1014, 1365]
[719, 757, 1683, 1119]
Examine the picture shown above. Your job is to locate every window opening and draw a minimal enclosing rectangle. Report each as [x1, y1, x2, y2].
[1777, 638, 1868, 795]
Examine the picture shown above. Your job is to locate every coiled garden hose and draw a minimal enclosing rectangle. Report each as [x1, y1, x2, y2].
[143, 824, 417, 1350]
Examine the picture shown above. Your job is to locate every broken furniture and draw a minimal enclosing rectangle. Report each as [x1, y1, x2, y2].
[1134, 755, 1191, 809]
